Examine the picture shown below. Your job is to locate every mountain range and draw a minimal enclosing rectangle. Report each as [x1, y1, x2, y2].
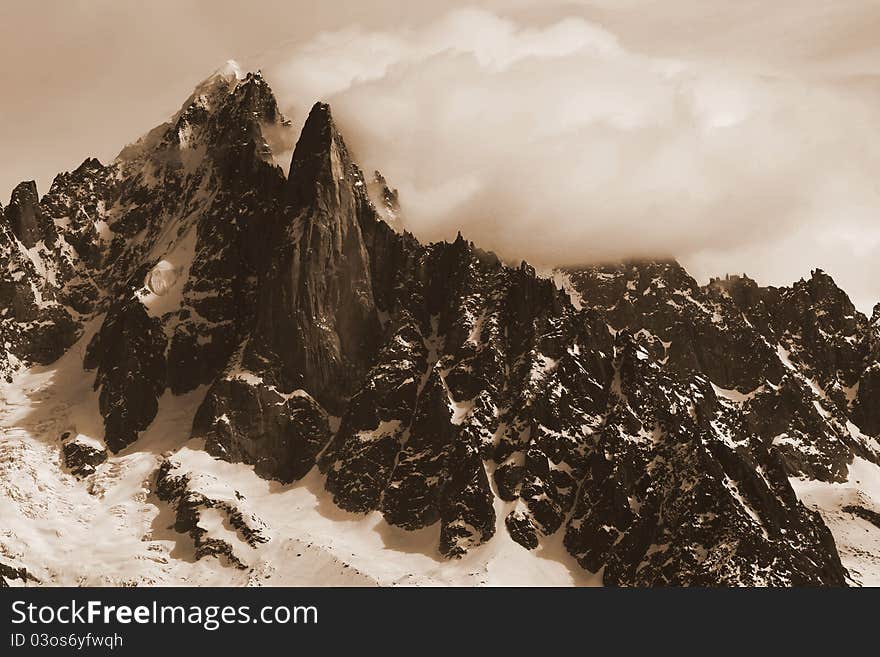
[1, 64, 878, 587]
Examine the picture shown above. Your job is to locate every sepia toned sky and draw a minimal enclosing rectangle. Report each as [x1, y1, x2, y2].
[2, 1, 880, 311]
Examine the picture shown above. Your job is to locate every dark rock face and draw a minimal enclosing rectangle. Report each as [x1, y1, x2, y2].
[84, 289, 167, 452]
[570, 262, 785, 392]
[381, 371, 458, 529]
[73, 70, 292, 451]
[373, 366, 495, 557]
[194, 374, 330, 483]
[567, 265, 879, 481]
[0, 560, 39, 587]
[744, 375, 852, 482]
[4, 181, 54, 249]
[852, 306, 880, 435]
[561, 333, 846, 585]
[61, 432, 108, 478]
[250, 103, 381, 412]
[853, 366, 880, 436]
[843, 505, 880, 530]
[6, 67, 880, 585]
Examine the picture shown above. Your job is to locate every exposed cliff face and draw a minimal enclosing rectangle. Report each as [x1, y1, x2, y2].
[195, 375, 330, 483]
[5, 181, 55, 249]
[561, 331, 845, 585]
[250, 102, 381, 412]
[853, 306, 880, 435]
[2, 67, 879, 586]
[0, 178, 81, 377]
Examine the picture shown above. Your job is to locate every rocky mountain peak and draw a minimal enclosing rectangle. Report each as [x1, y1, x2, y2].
[214, 58, 245, 82]
[800, 268, 856, 312]
[247, 100, 382, 411]
[366, 170, 402, 231]
[4, 180, 53, 249]
[286, 102, 362, 209]
[293, 102, 334, 147]
[115, 65, 286, 180]
[231, 71, 279, 119]
[185, 59, 245, 107]
[706, 272, 762, 310]
[75, 157, 104, 174]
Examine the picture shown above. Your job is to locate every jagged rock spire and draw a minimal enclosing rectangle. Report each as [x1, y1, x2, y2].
[250, 100, 381, 412]
[286, 102, 357, 210]
[4, 181, 52, 248]
[366, 169, 402, 231]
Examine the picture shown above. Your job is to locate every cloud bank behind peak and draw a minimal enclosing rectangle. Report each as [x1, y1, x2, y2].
[260, 6, 880, 312]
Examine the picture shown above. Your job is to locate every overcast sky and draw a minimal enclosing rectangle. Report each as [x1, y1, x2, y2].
[2, 1, 879, 312]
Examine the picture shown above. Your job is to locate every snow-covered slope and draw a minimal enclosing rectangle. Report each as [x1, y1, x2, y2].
[790, 458, 880, 586]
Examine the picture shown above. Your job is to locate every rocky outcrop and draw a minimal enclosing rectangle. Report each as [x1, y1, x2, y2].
[570, 262, 785, 392]
[155, 458, 269, 569]
[61, 432, 108, 478]
[367, 170, 402, 230]
[0, 560, 39, 587]
[321, 320, 429, 512]
[79, 69, 293, 450]
[4, 181, 54, 249]
[194, 373, 330, 483]
[84, 287, 167, 452]
[375, 367, 496, 557]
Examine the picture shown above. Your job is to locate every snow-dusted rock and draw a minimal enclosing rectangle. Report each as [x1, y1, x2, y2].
[61, 432, 107, 478]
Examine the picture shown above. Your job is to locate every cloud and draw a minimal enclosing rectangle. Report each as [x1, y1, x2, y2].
[262, 6, 880, 311]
